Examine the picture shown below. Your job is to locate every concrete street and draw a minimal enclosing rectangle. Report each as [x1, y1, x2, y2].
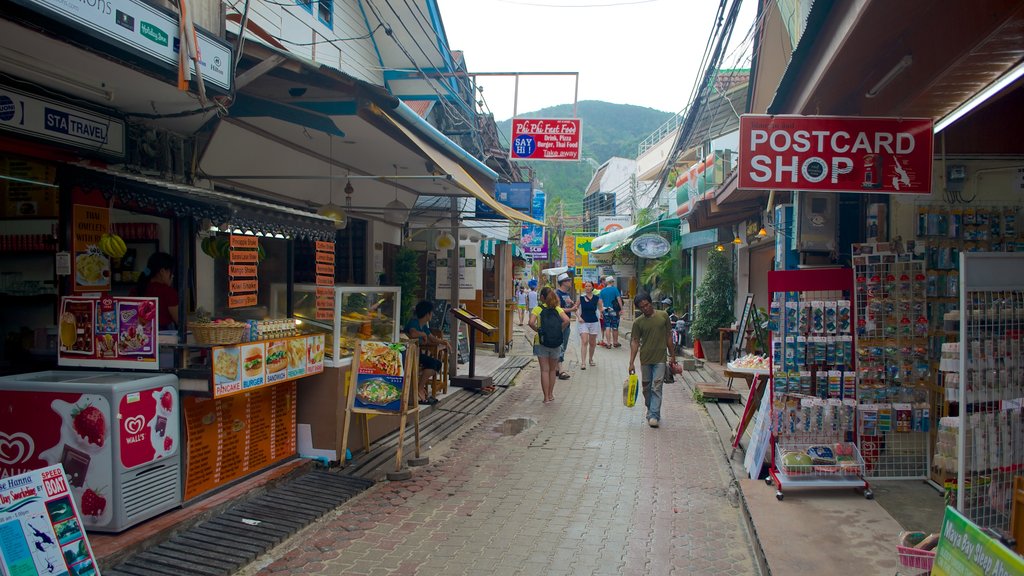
[239, 324, 759, 576]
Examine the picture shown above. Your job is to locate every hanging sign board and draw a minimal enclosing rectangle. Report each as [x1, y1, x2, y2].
[0, 465, 100, 576]
[72, 204, 111, 292]
[314, 241, 335, 320]
[631, 234, 671, 259]
[510, 118, 582, 161]
[228, 234, 259, 309]
[738, 115, 933, 194]
[520, 190, 547, 259]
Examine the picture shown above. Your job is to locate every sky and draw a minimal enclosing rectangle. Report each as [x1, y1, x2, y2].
[435, 0, 760, 121]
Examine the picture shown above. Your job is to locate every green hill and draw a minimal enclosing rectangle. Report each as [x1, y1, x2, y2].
[497, 101, 674, 215]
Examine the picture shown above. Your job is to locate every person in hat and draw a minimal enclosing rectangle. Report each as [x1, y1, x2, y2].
[599, 276, 624, 348]
[555, 273, 578, 379]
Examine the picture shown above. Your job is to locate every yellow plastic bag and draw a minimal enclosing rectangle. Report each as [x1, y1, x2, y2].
[623, 374, 639, 407]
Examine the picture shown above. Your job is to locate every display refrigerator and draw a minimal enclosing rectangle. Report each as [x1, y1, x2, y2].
[0, 371, 181, 533]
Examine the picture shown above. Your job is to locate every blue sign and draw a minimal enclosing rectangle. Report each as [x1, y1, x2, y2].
[512, 134, 536, 158]
[521, 190, 547, 259]
[474, 182, 533, 219]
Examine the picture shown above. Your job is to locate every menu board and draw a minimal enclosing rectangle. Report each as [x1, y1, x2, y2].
[0, 465, 99, 576]
[210, 333, 325, 398]
[58, 296, 160, 369]
[352, 341, 406, 413]
[228, 234, 259, 309]
[72, 204, 111, 292]
[315, 241, 335, 320]
[182, 382, 297, 501]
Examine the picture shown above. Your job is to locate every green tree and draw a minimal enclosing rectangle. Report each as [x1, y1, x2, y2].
[690, 250, 735, 342]
[639, 247, 690, 310]
[394, 247, 420, 325]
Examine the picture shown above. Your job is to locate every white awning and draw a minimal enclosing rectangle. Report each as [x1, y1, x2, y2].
[591, 224, 637, 250]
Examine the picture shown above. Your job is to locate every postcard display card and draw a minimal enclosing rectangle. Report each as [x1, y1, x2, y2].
[0, 465, 100, 576]
[58, 296, 159, 370]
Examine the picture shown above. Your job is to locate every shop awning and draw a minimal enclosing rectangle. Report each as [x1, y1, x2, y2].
[591, 224, 637, 250]
[71, 163, 338, 240]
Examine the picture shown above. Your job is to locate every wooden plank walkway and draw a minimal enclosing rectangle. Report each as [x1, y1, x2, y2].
[676, 359, 752, 479]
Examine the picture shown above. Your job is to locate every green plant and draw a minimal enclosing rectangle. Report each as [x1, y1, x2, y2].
[394, 247, 420, 325]
[690, 249, 735, 342]
[692, 387, 707, 404]
[639, 247, 690, 308]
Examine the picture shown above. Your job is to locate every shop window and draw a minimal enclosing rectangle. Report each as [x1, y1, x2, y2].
[317, 0, 333, 28]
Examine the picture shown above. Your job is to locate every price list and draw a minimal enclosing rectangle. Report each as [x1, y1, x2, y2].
[183, 382, 298, 501]
[315, 240, 335, 320]
[229, 234, 259, 308]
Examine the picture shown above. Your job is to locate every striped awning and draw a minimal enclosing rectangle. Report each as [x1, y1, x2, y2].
[480, 239, 525, 258]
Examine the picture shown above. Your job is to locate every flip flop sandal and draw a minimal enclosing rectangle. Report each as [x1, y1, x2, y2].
[581, 365, 586, 370]
[558, 372, 571, 380]
[589, 361, 597, 366]
[613, 343, 622, 348]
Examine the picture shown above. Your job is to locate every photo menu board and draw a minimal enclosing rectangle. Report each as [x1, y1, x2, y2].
[58, 296, 160, 369]
[315, 240, 335, 320]
[182, 381, 297, 501]
[210, 333, 324, 398]
[351, 341, 407, 414]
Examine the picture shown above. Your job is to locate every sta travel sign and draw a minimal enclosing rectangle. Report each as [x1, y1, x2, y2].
[738, 115, 933, 194]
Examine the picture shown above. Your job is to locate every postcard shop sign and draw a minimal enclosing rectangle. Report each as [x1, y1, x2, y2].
[510, 118, 581, 161]
[738, 115, 933, 194]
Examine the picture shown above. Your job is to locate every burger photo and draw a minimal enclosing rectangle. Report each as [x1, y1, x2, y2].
[266, 342, 287, 374]
[243, 350, 263, 378]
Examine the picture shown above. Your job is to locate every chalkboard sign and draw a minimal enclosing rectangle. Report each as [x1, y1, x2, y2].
[731, 294, 754, 361]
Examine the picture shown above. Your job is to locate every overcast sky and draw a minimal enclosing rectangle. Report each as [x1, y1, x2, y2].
[436, 0, 759, 121]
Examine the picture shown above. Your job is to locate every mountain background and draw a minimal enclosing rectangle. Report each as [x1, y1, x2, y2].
[497, 101, 674, 216]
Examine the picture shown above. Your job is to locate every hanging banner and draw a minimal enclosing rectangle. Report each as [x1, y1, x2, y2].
[58, 296, 159, 369]
[0, 465, 99, 576]
[738, 115, 933, 194]
[521, 189, 547, 259]
[314, 241, 335, 320]
[72, 204, 111, 292]
[228, 234, 259, 309]
[510, 118, 582, 161]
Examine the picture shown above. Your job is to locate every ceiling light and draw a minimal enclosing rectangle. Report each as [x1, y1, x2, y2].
[935, 61, 1024, 134]
[386, 164, 409, 223]
[715, 243, 725, 252]
[757, 227, 768, 238]
[732, 236, 743, 245]
[318, 203, 347, 229]
[865, 55, 912, 98]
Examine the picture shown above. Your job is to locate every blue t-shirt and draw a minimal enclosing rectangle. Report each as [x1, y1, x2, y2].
[600, 286, 621, 309]
[404, 318, 429, 342]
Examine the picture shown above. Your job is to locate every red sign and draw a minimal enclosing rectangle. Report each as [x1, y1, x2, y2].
[510, 118, 582, 161]
[738, 115, 933, 194]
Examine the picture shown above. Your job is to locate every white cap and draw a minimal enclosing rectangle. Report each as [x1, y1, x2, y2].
[606, 276, 616, 284]
[557, 272, 570, 283]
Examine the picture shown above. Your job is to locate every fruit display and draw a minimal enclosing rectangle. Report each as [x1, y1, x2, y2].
[98, 233, 127, 259]
[731, 354, 770, 370]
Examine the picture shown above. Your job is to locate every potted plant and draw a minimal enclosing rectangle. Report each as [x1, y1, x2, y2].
[690, 249, 735, 360]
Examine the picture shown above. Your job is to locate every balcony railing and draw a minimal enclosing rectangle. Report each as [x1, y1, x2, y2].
[637, 111, 685, 156]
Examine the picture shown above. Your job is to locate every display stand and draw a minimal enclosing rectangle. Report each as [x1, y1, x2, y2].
[449, 307, 496, 390]
[730, 364, 769, 449]
[765, 268, 871, 500]
[340, 341, 423, 480]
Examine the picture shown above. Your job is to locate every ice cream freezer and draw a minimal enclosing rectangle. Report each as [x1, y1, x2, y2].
[0, 370, 181, 533]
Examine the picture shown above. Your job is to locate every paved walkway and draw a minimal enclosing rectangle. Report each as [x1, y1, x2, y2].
[239, 326, 758, 576]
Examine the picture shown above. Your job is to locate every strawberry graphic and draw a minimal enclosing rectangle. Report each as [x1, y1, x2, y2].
[81, 488, 107, 517]
[72, 404, 106, 447]
[159, 391, 173, 412]
[164, 436, 173, 451]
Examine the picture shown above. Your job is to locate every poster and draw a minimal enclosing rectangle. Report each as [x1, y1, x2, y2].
[520, 189, 547, 259]
[931, 505, 1024, 575]
[435, 244, 482, 300]
[352, 342, 406, 413]
[0, 465, 99, 576]
[57, 297, 159, 370]
[210, 335, 323, 398]
[72, 204, 110, 293]
[182, 382, 296, 501]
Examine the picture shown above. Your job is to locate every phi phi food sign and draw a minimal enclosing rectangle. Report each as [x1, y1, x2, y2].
[738, 115, 933, 194]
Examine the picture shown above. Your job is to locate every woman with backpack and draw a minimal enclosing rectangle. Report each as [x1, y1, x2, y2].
[529, 286, 570, 404]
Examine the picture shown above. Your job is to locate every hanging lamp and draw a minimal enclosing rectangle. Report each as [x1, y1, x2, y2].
[385, 164, 409, 223]
[317, 135, 347, 229]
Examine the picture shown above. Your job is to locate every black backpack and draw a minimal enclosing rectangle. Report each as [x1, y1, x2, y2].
[538, 307, 564, 348]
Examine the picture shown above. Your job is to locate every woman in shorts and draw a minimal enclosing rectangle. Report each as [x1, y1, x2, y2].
[529, 287, 570, 404]
[516, 283, 528, 326]
[577, 281, 602, 369]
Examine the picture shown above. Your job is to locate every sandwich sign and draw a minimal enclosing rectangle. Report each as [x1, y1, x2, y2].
[738, 115, 933, 194]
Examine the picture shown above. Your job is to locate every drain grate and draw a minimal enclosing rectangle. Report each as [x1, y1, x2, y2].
[103, 471, 374, 576]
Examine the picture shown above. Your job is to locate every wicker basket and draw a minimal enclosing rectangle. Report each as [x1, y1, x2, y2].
[192, 322, 247, 345]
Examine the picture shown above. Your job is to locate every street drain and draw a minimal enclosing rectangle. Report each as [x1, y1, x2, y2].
[495, 417, 535, 435]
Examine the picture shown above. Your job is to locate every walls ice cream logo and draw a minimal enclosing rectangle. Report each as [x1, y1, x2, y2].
[0, 431, 35, 465]
[124, 415, 146, 435]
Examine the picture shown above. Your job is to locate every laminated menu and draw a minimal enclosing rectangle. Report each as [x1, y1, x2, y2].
[58, 296, 160, 369]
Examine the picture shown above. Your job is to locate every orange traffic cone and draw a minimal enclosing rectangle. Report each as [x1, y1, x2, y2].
[693, 339, 704, 359]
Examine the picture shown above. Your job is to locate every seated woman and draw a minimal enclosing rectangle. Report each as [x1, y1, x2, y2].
[404, 301, 451, 405]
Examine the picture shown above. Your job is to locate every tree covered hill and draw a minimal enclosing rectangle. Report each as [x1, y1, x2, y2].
[497, 101, 674, 215]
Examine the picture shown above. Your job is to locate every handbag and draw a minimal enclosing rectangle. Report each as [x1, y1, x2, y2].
[623, 374, 639, 407]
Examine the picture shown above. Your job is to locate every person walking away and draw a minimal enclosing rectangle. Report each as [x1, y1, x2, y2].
[600, 276, 624, 348]
[555, 273, 578, 379]
[404, 301, 450, 405]
[527, 279, 539, 312]
[516, 284, 528, 326]
[529, 287, 569, 403]
[577, 281, 602, 369]
[628, 292, 678, 427]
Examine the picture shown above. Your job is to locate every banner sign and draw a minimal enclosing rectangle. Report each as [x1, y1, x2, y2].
[0, 465, 99, 576]
[72, 204, 111, 292]
[210, 333, 323, 398]
[474, 182, 533, 219]
[598, 216, 631, 234]
[931, 505, 1024, 575]
[0, 84, 126, 158]
[228, 234, 259, 309]
[510, 118, 582, 161]
[738, 115, 933, 194]
[58, 296, 159, 369]
[314, 241, 335, 320]
[574, 236, 594, 268]
[521, 189, 547, 259]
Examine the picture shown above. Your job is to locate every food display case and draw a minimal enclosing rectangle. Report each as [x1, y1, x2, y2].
[273, 284, 401, 366]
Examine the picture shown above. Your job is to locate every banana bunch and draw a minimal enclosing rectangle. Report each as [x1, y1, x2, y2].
[99, 233, 127, 258]
[201, 235, 267, 262]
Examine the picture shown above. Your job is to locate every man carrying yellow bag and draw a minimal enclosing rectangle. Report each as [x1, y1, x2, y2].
[628, 293, 678, 427]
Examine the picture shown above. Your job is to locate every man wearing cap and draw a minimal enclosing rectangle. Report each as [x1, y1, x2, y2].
[599, 276, 624, 348]
[555, 273, 577, 379]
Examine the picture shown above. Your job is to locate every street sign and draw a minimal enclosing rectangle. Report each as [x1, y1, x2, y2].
[510, 118, 582, 161]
